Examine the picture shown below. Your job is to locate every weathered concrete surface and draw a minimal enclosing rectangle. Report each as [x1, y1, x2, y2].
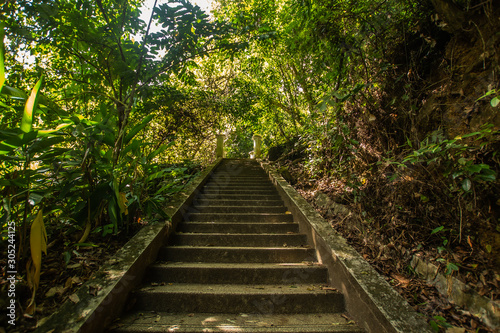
[111, 312, 364, 333]
[261, 161, 432, 333]
[132, 283, 346, 313]
[411, 255, 500, 330]
[34, 158, 223, 333]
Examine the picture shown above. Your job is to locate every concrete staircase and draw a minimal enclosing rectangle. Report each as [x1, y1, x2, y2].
[109, 159, 364, 332]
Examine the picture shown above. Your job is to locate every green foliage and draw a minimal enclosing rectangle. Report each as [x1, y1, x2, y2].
[0, 2, 222, 312]
[429, 315, 452, 332]
[400, 126, 498, 194]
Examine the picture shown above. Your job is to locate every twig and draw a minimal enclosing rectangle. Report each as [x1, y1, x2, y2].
[470, 21, 486, 70]
[458, 196, 463, 243]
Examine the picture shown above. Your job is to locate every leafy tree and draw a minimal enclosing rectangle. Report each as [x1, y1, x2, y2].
[0, 0, 240, 316]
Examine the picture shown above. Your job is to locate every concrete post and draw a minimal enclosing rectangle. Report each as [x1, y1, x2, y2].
[216, 134, 225, 158]
[252, 134, 262, 159]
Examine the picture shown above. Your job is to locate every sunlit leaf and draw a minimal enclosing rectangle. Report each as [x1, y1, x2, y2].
[26, 210, 47, 315]
[0, 22, 5, 93]
[21, 76, 44, 133]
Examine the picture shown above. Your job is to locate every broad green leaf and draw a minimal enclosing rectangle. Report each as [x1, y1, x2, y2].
[122, 139, 141, 156]
[1, 85, 28, 100]
[124, 114, 155, 144]
[147, 141, 175, 160]
[28, 136, 66, 154]
[21, 77, 44, 133]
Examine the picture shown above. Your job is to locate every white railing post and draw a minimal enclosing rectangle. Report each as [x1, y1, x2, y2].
[216, 134, 225, 158]
[252, 134, 262, 159]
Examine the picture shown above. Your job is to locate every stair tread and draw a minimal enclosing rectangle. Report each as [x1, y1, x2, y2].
[110, 312, 364, 333]
[151, 262, 323, 268]
[136, 283, 340, 295]
[165, 245, 311, 250]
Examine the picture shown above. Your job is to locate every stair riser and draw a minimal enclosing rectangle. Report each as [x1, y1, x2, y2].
[208, 179, 271, 186]
[146, 266, 329, 284]
[177, 223, 300, 234]
[206, 180, 272, 186]
[109, 313, 365, 333]
[192, 206, 287, 214]
[159, 247, 316, 263]
[171, 234, 307, 247]
[211, 171, 268, 177]
[196, 199, 285, 207]
[203, 180, 275, 190]
[202, 189, 278, 195]
[185, 213, 294, 223]
[197, 194, 282, 201]
[132, 292, 345, 314]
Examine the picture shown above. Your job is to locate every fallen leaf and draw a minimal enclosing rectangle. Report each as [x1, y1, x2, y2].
[45, 286, 66, 298]
[68, 293, 80, 303]
[390, 273, 410, 288]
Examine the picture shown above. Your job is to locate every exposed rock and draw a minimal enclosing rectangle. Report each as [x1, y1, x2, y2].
[411, 255, 500, 330]
[314, 192, 351, 218]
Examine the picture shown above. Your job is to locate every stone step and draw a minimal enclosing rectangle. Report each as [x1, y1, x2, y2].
[192, 205, 287, 214]
[206, 178, 272, 185]
[211, 171, 268, 176]
[185, 213, 294, 223]
[145, 262, 328, 284]
[195, 199, 285, 207]
[208, 176, 270, 182]
[109, 312, 364, 333]
[130, 284, 345, 314]
[197, 193, 282, 201]
[158, 246, 316, 263]
[177, 222, 300, 234]
[202, 189, 279, 195]
[202, 184, 276, 190]
[171, 233, 307, 247]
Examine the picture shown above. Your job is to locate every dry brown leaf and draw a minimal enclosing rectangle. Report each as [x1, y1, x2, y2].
[68, 293, 80, 303]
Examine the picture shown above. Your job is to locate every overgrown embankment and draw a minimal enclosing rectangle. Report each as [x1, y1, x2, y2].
[266, 2, 499, 332]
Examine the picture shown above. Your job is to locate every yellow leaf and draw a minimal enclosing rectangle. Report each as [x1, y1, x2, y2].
[26, 210, 47, 315]
[118, 192, 128, 215]
[30, 210, 47, 290]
